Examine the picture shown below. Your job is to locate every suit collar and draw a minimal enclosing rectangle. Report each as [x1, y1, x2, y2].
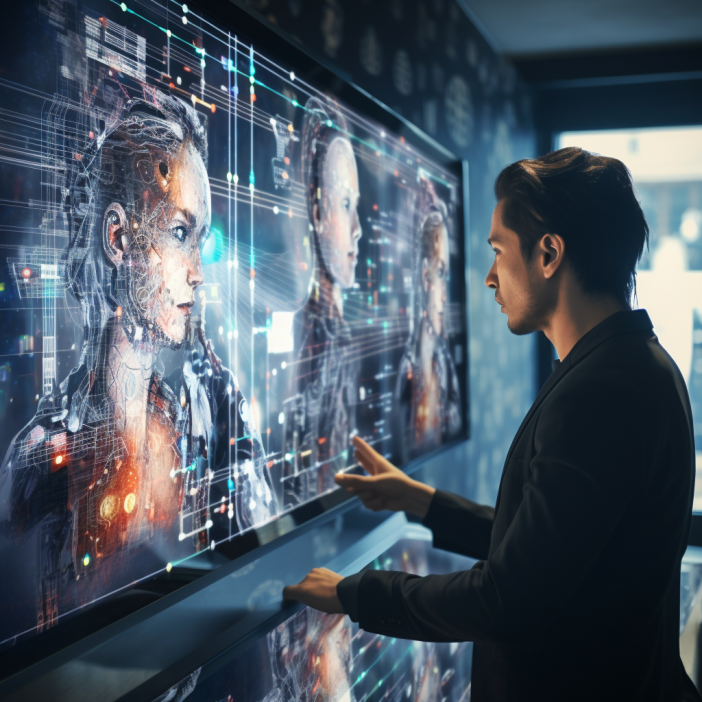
[559, 308, 653, 371]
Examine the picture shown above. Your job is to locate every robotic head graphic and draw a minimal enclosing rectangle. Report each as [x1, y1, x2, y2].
[301, 96, 361, 291]
[66, 90, 211, 352]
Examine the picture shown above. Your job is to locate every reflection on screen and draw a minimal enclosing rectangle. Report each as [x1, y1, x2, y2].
[0, 0, 466, 648]
[153, 539, 474, 702]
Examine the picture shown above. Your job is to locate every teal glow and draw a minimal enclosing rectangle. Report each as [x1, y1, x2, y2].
[202, 228, 224, 265]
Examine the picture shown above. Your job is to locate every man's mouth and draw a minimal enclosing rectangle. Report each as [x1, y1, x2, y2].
[178, 301, 195, 315]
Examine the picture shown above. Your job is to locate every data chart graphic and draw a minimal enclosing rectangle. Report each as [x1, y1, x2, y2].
[0, 0, 467, 649]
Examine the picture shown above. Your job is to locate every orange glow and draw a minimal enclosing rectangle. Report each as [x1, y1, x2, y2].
[89, 131, 95, 140]
[230, 437, 236, 445]
[267, 460, 274, 468]
[394, 170, 399, 177]
[55, 454, 64, 466]
[210, 103, 217, 114]
[250, 268, 256, 279]
[288, 207, 293, 218]
[21, 267, 32, 279]
[318, 437, 326, 445]
[184, 66, 191, 72]
[115, 306, 123, 317]
[372, 204, 379, 211]
[284, 156, 290, 165]
[281, 171, 289, 180]
[266, 427, 271, 435]
[287, 124, 293, 133]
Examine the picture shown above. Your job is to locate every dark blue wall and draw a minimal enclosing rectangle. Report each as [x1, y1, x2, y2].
[239, 0, 538, 504]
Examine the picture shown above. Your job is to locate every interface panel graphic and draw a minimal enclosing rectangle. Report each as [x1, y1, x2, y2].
[0, 0, 467, 649]
[154, 538, 475, 702]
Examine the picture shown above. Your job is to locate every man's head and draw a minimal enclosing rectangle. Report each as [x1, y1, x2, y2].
[68, 93, 210, 349]
[485, 147, 649, 335]
[302, 97, 361, 290]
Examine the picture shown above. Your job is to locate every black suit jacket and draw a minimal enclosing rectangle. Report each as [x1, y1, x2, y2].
[338, 310, 701, 701]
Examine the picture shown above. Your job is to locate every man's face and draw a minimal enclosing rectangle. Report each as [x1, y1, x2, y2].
[423, 223, 450, 336]
[317, 136, 362, 289]
[485, 200, 547, 336]
[128, 140, 209, 347]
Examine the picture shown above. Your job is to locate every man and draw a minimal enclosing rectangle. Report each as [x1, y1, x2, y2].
[284, 147, 701, 701]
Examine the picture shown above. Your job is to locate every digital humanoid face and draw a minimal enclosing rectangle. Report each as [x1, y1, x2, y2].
[316, 136, 361, 289]
[423, 223, 450, 336]
[121, 139, 210, 347]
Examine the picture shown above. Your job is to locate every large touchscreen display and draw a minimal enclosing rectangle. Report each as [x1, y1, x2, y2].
[0, 0, 466, 648]
[154, 539, 475, 702]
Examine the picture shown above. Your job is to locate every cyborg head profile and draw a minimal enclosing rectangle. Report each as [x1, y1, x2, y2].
[301, 96, 361, 294]
[66, 91, 210, 358]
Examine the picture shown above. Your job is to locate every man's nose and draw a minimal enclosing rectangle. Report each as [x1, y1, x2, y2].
[485, 260, 497, 290]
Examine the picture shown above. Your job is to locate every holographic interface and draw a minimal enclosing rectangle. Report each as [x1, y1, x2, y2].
[0, 0, 466, 648]
[154, 539, 475, 702]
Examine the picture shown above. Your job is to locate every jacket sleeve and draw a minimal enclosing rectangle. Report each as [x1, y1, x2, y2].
[421, 489, 495, 560]
[353, 379, 644, 644]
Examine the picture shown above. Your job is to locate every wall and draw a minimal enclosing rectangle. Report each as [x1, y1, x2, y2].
[238, 0, 537, 504]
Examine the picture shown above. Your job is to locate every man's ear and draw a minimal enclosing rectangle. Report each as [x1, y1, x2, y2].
[102, 203, 129, 268]
[540, 233, 565, 279]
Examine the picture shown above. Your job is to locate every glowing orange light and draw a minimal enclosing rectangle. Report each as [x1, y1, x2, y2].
[266, 427, 271, 435]
[394, 170, 399, 177]
[184, 66, 191, 72]
[21, 267, 32, 279]
[400, 136, 405, 144]
[89, 131, 95, 140]
[318, 437, 327, 445]
[210, 103, 216, 114]
[267, 460, 274, 469]
[250, 93, 256, 102]
[55, 454, 64, 466]
[283, 156, 290, 165]
[288, 207, 293, 219]
[281, 171, 289, 180]
[250, 268, 255, 279]
[230, 437, 236, 445]
[115, 306, 123, 317]
[373, 204, 380, 211]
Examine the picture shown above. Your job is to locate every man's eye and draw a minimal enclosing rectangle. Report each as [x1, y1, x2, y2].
[342, 198, 350, 211]
[172, 225, 188, 242]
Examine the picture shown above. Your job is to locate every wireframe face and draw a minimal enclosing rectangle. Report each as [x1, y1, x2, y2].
[125, 140, 209, 347]
[317, 136, 361, 289]
[424, 223, 450, 335]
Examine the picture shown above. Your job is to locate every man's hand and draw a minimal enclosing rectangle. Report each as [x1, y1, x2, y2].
[282, 568, 345, 614]
[335, 436, 436, 519]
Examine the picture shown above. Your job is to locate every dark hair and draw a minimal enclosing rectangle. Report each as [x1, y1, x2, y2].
[494, 147, 649, 305]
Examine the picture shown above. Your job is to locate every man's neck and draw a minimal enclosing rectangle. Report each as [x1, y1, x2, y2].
[543, 286, 628, 361]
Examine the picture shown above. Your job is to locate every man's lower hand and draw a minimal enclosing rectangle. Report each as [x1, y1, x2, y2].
[282, 568, 345, 614]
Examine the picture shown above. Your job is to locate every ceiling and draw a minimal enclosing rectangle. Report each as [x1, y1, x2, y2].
[458, 0, 702, 58]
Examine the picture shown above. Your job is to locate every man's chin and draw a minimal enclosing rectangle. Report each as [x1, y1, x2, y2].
[506, 315, 537, 336]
